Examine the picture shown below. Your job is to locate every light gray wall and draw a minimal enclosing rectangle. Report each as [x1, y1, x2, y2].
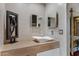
[45, 3, 67, 56]
[58, 4, 67, 56]
[68, 3, 79, 16]
[45, 3, 59, 39]
[0, 4, 5, 49]
[5, 3, 45, 40]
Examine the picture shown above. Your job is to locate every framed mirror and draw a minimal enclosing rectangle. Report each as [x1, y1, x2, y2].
[48, 17, 55, 28]
[73, 16, 79, 36]
[32, 14, 37, 27]
[48, 12, 58, 29]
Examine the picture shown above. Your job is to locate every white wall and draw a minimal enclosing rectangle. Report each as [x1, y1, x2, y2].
[57, 4, 67, 56]
[5, 3, 45, 40]
[45, 3, 59, 39]
[45, 4, 67, 56]
[67, 3, 79, 16]
[0, 4, 5, 49]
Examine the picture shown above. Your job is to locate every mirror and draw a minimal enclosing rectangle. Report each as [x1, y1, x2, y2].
[48, 17, 55, 28]
[48, 12, 58, 28]
[32, 14, 37, 27]
[31, 14, 42, 27]
[73, 16, 79, 36]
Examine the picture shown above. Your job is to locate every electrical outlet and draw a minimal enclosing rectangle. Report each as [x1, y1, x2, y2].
[59, 29, 63, 35]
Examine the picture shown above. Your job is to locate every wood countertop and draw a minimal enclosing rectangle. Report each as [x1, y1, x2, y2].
[0, 39, 60, 56]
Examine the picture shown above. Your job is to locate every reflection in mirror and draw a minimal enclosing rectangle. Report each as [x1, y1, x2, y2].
[32, 14, 37, 27]
[48, 17, 55, 28]
[48, 12, 58, 29]
[74, 16, 79, 36]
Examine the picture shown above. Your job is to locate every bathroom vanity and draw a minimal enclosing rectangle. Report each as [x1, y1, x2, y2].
[0, 39, 59, 56]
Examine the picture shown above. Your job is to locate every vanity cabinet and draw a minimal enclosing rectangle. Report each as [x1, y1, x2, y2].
[1, 41, 59, 56]
[37, 48, 60, 56]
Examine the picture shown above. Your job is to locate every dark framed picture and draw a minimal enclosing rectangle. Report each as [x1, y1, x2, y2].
[6, 10, 18, 43]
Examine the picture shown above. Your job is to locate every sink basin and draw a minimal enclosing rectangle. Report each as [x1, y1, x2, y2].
[32, 36, 54, 43]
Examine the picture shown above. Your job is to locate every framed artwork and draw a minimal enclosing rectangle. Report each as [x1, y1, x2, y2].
[6, 10, 18, 43]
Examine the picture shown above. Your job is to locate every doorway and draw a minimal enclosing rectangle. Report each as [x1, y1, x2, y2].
[70, 15, 79, 56]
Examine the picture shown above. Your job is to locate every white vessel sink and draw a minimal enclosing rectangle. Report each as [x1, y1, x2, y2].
[32, 36, 54, 43]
